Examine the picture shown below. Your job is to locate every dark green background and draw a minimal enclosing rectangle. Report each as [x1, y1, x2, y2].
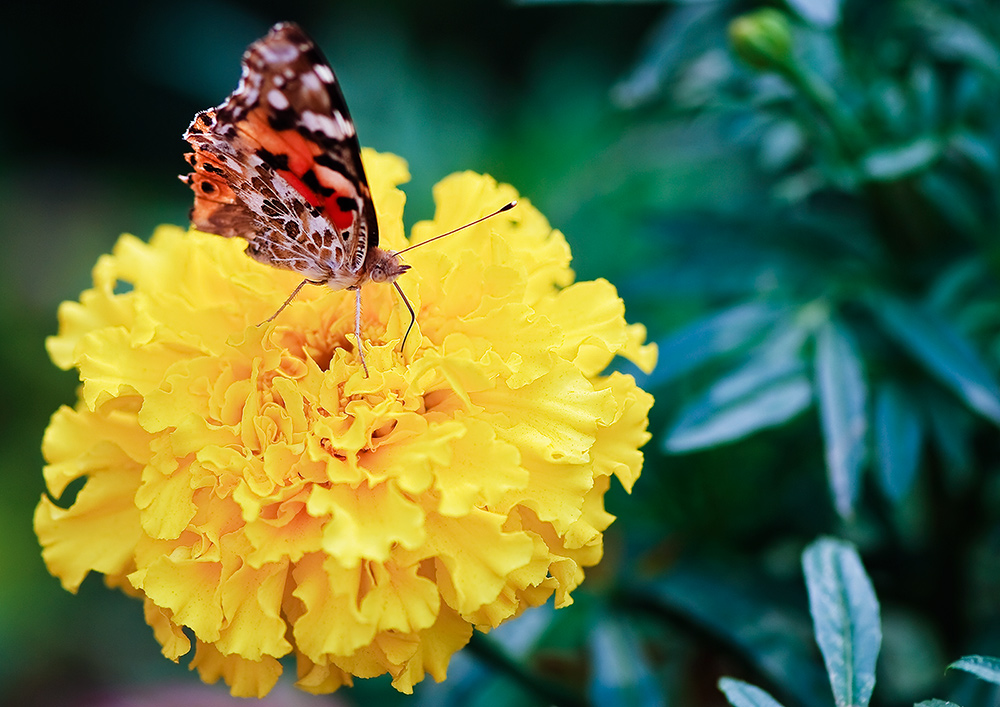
[6, 1, 1000, 706]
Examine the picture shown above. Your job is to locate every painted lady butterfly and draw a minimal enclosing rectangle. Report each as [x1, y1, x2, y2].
[181, 22, 512, 375]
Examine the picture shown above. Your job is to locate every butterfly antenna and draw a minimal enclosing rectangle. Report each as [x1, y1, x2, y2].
[392, 201, 517, 257]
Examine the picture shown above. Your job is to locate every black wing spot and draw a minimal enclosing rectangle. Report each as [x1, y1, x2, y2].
[336, 197, 356, 212]
[267, 108, 297, 132]
[314, 153, 353, 178]
[301, 169, 335, 197]
[200, 182, 216, 194]
[256, 147, 290, 172]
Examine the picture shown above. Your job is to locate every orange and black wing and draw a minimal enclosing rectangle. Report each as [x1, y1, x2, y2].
[181, 22, 377, 281]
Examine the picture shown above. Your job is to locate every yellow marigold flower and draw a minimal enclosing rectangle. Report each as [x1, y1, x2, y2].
[36, 150, 656, 697]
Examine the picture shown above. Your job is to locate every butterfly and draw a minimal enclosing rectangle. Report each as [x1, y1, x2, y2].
[181, 21, 512, 375]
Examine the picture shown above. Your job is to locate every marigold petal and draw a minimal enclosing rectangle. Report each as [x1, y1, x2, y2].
[135, 462, 199, 540]
[392, 606, 473, 692]
[476, 360, 617, 465]
[37, 149, 655, 697]
[35, 466, 142, 592]
[362, 149, 410, 251]
[41, 402, 147, 497]
[74, 329, 189, 411]
[425, 510, 535, 615]
[307, 480, 425, 568]
[358, 561, 441, 634]
[291, 553, 377, 659]
[190, 640, 282, 698]
[144, 598, 191, 661]
[591, 373, 655, 492]
[132, 554, 224, 642]
[46, 250, 138, 371]
[216, 559, 292, 660]
[428, 417, 528, 517]
[244, 496, 324, 567]
[295, 656, 354, 694]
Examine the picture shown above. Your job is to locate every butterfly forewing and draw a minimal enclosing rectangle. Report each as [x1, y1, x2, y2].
[182, 22, 378, 284]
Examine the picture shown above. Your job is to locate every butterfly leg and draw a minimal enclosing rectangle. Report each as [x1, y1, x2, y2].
[260, 278, 311, 325]
[393, 281, 416, 354]
[354, 287, 369, 377]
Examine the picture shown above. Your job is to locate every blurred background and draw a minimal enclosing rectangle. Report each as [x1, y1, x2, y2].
[6, 0, 1000, 705]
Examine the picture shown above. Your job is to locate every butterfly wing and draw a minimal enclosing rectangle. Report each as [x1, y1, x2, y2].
[182, 22, 378, 285]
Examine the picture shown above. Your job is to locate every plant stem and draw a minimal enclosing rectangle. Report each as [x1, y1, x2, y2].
[781, 62, 868, 160]
[466, 632, 587, 707]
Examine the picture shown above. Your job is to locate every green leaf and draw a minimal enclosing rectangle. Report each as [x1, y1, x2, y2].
[874, 382, 923, 501]
[860, 138, 943, 181]
[948, 655, 1000, 685]
[918, 171, 984, 235]
[651, 302, 785, 385]
[949, 131, 1000, 177]
[719, 678, 787, 707]
[638, 565, 829, 707]
[814, 321, 868, 518]
[611, 3, 719, 109]
[665, 353, 811, 452]
[802, 538, 882, 707]
[914, 700, 962, 707]
[786, 0, 841, 27]
[514, 0, 665, 3]
[589, 616, 664, 707]
[868, 294, 1000, 424]
[923, 390, 973, 487]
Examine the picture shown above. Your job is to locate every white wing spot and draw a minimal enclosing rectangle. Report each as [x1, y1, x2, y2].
[301, 110, 354, 139]
[332, 111, 355, 137]
[314, 64, 335, 84]
[267, 89, 289, 110]
[257, 42, 298, 65]
[300, 72, 322, 93]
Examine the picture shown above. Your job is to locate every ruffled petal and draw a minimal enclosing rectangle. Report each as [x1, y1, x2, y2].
[37, 149, 655, 697]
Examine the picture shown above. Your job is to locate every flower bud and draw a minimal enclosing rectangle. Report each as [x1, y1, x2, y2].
[729, 9, 793, 72]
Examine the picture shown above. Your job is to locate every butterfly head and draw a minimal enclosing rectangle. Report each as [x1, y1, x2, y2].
[365, 247, 410, 285]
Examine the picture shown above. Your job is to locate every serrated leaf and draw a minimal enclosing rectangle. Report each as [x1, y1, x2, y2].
[651, 302, 785, 385]
[665, 354, 811, 452]
[786, 0, 841, 27]
[861, 138, 943, 181]
[802, 538, 882, 707]
[814, 321, 868, 518]
[874, 382, 924, 501]
[719, 678, 787, 707]
[915, 700, 962, 707]
[948, 655, 1000, 685]
[868, 294, 1000, 425]
[589, 616, 664, 707]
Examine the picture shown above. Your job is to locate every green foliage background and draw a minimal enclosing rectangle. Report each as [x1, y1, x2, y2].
[6, 0, 1000, 705]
